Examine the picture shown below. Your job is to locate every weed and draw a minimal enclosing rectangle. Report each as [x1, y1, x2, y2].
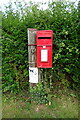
[29, 83, 49, 104]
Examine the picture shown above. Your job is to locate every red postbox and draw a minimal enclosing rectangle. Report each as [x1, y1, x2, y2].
[36, 30, 53, 68]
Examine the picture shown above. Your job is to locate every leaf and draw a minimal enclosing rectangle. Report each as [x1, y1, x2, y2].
[64, 68, 70, 72]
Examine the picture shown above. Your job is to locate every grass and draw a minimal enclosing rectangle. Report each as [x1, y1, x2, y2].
[2, 89, 79, 118]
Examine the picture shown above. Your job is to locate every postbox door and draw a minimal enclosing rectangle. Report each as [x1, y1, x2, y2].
[36, 30, 53, 68]
[37, 46, 52, 68]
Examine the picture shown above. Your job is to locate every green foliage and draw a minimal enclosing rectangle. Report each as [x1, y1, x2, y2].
[29, 83, 49, 104]
[2, 1, 79, 93]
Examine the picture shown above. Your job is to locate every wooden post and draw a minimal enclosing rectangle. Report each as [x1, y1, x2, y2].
[28, 28, 37, 67]
[27, 28, 37, 87]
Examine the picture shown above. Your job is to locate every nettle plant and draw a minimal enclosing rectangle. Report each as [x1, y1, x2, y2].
[29, 83, 49, 104]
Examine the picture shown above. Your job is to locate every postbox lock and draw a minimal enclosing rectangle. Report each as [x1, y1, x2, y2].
[43, 46, 46, 48]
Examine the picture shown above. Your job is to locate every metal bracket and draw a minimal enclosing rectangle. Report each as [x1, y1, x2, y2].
[28, 44, 37, 46]
[28, 62, 36, 64]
